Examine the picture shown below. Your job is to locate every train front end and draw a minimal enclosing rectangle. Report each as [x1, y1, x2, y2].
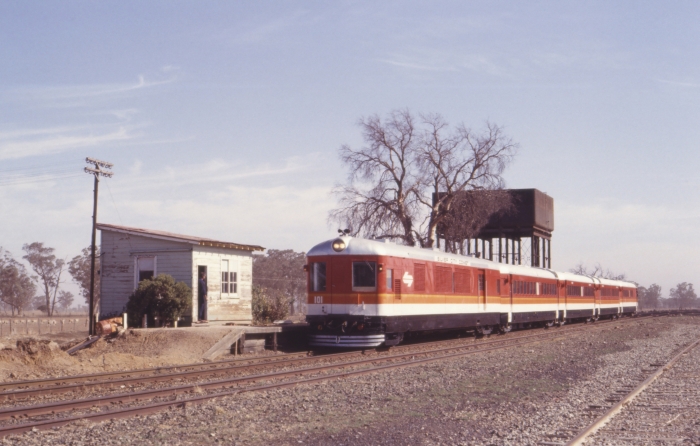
[306, 236, 393, 348]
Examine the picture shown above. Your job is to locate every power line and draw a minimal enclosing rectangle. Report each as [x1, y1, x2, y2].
[0, 162, 85, 186]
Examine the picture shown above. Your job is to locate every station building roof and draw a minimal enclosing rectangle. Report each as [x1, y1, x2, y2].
[96, 223, 265, 252]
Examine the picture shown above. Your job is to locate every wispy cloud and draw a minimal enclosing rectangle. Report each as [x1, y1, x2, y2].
[656, 79, 700, 88]
[236, 13, 306, 43]
[0, 126, 134, 160]
[378, 58, 458, 72]
[4, 75, 176, 108]
[115, 156, 306, 192]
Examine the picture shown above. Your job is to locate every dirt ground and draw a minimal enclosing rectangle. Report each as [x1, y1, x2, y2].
[0, 327, 236, 381]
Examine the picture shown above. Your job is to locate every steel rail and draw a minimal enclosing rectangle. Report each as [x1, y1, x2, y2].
[0, 327, 578, 405]
[0, 317, 636, 402]
[0, 330, 576, 438]
[565, 337, 700, 446]
[1, 312, 655, 395]
[0, 351, 313, 393]
[0, 324, 549, 393]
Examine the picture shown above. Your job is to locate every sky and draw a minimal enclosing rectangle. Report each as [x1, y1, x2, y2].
[1, 1, 699, 298]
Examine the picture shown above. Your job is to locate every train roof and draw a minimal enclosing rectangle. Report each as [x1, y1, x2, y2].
[307, 237, 636, 288]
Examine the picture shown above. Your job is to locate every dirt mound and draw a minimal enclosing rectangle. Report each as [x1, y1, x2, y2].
[0, 338, 76, 380]
[0, 327, 236, 382]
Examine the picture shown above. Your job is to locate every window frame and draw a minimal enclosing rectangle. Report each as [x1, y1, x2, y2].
[352, 261, 377, 292]
[310, 262, 327, 292]
[220, 259, 238, 297]
[134, 255, 157, 289]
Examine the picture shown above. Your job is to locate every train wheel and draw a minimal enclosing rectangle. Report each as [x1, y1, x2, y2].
[544, 320, 555, 329]
[475, 326, 493, 337]
[498, 324, 512, 334]
[585, 317, 592, 324]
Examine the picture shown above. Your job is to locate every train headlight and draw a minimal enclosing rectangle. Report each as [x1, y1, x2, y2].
[332, 239, 346, 252]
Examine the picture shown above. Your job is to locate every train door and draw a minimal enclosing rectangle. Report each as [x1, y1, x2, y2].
[330, 259, 351, 314]
[478, 270, 486, 311]
[560, 281, 566, 320]
[504, 274, 513, 323]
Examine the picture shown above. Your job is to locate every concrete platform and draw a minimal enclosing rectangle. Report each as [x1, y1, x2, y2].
[129, 322, 309, 358]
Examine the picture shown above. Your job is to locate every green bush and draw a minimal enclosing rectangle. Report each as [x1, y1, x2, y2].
[126, 274, 191, 327]
[252, 285, 291, 324]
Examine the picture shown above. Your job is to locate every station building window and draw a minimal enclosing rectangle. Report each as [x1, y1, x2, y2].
[135, 256, 156, 288]
[221, 260, 237, 295]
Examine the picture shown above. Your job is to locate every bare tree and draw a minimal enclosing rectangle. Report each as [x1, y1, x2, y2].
[570, 263, 626, 280]
[330, 109, 517, 248]
[22, 242, 65, 316]
[0, 248, 36, 316]
[419, 116, 517, 248]
[330, 110, 422, 246]
[438, 189, 513, 254]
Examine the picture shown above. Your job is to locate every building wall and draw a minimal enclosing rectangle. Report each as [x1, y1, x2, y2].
[100, 231, 193, 318]
[192, 247, 253, 322]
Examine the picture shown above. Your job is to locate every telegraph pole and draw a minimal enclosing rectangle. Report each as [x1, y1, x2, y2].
[84, 158, 113, 336]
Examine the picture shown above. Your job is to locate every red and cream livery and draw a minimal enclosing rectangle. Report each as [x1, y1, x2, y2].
[306, 236, 637, 348]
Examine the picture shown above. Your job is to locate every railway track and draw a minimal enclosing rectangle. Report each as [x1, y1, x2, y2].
[0, 315, 650, 439]
[0, 313, 644, 397]
[563, 335, 700, 445]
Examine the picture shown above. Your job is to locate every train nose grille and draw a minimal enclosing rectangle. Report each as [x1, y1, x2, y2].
[309, 334, 385, 348]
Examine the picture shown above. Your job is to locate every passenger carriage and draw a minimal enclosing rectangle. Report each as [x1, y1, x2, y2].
[306, 236, 637, 348]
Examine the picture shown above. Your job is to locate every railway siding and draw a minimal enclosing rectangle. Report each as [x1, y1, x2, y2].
[576, 334, 700, 445]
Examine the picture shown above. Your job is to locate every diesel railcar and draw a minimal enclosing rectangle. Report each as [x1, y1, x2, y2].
[306, 236, 637, 348]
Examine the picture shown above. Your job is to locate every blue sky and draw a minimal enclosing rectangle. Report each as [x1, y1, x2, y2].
[1, 1, 698, 296]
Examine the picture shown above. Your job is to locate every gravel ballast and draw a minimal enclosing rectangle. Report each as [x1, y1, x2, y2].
[4, 316, 699, 446]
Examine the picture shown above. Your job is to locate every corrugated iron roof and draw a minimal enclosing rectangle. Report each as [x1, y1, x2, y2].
[96, 223, 265, 252]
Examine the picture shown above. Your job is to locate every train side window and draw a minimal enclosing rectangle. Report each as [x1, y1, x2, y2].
[352, 261, 377, 291]
[310, 263, 327, 292]
[386, 269, 393, 290]
[497, 279, 501, 295]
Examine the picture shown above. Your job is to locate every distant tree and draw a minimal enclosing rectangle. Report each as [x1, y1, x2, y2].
[125, 274, 191, 327]
[253, 249, 306, 314]
[0, 249, 36, 316]
[252, 285, 292, 324]
[32, 295, 47, 313]
[57, 290, 74, 312]
[330, 109, 517, 248]
[637, 284, 662, 310]
[669, 282, 697, 310]
[570, 263, 626, 281]
[68, 246, 100, 305]
[22, 242, 65, 316]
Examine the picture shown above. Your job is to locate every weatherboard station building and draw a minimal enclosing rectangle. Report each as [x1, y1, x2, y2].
[97, 223, 264, 324]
